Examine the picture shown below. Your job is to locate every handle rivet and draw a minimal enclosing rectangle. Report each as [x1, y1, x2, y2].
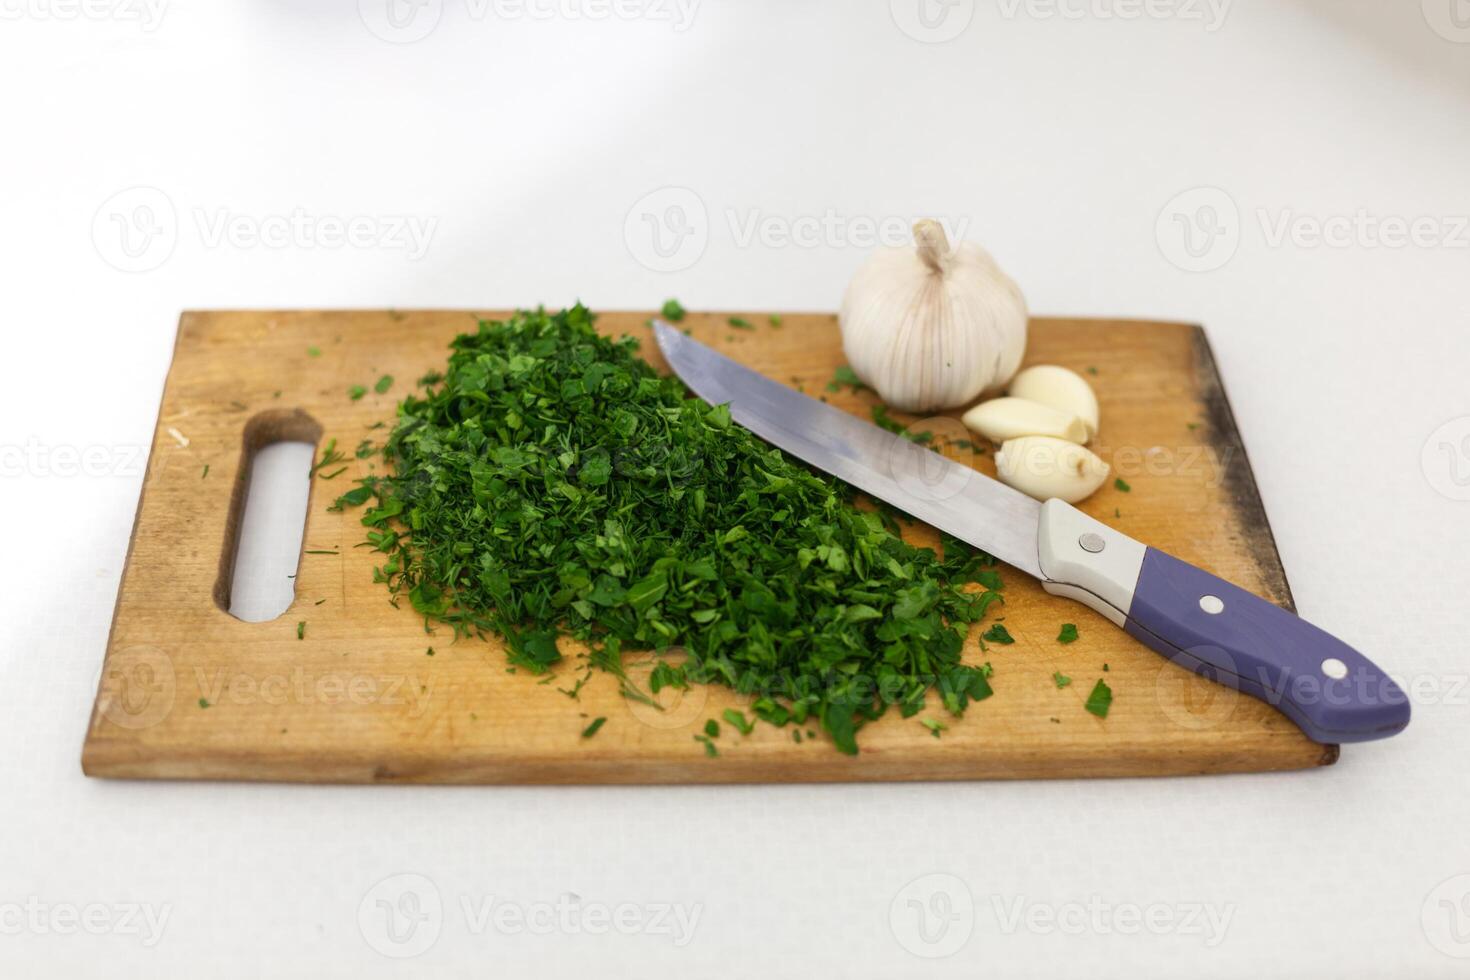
[1079, 533, 1106, 554]
[1322, 658, 1348, 680]
[1199, 595, 1225, 615]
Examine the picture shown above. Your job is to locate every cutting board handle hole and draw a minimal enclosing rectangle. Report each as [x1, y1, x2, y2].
[213, 410, 323, 623]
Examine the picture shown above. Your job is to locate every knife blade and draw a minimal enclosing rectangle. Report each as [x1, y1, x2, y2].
[652, 321, 1410, 745]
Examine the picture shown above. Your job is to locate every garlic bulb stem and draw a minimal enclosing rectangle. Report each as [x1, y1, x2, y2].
[913, 219, 951, 274]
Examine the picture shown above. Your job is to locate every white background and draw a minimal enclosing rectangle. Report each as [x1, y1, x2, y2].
[2, 0, 1469, 976]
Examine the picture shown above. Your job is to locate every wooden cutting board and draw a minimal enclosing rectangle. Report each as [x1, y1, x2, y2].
[82, 310, 1338, 783]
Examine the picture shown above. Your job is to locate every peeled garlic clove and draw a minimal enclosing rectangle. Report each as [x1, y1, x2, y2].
[994, 436, 1110, 504]
[1008, 366, 1100, 439]
[962, 397, 1089, 445]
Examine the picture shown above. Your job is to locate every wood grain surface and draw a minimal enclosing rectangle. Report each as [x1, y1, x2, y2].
[81, 310, 1338, 783]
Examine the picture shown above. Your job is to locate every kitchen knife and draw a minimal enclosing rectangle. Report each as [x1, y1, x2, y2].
[652, 322, 1410, 744]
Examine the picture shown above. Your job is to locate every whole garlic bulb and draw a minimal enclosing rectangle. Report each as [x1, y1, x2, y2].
[840, 219, 1028, 413]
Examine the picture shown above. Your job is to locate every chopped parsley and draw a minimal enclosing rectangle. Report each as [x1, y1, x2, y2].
[1058, 623, 1079, 644]
[581, 716, 607, 738]
[983, 624, 1015, 645]
[332, 306, 1004, 755]
[826, 365, 871, 395]
[722, 709, 755, 736]
[1085, 679, 1113, 718]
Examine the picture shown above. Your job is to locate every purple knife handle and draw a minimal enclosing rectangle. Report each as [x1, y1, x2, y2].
[1123, 548, 1410, 744]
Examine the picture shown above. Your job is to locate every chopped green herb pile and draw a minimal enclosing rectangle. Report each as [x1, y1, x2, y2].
[334, 305, 1004, 755]
[660, 299, 687, 323]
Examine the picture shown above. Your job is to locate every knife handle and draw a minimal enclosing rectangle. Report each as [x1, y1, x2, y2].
[1036, 501, 1410, 744]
